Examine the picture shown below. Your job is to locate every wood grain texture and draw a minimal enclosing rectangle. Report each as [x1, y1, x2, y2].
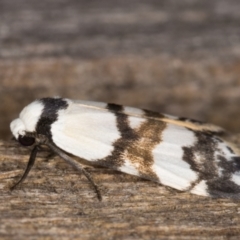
[1, 138, 240, 240]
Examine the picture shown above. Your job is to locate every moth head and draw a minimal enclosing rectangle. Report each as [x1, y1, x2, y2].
[10, 100, 44, 146]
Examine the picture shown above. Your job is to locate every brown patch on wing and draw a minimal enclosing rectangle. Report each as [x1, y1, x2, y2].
[97, 104, 167, 182]
[123, 119, 167, 182]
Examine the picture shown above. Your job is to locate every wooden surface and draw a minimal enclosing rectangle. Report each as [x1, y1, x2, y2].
[1, 0, 240, 239]
[1, 138, 240, 240]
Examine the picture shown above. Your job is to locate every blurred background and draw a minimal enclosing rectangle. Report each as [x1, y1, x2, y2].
[1, 0, 240, 139]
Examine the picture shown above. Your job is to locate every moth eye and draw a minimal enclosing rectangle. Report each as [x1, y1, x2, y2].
[18, 135, 35, 146]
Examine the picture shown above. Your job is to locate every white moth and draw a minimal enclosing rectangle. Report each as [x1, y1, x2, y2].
[10, 97, 240, 200]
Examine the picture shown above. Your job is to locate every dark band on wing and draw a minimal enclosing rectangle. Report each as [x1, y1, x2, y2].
[36, 98, 68, 140]
[97, 103, 166, 182]
[143, 109, 165, 119]
[182, 130, 240, 197]
[107, 103, 124, 113]
[97, 104, 139, 168]
[182, 131, 218, 190]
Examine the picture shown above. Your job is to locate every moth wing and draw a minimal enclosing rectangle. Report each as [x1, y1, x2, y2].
[118, 121, 240, 198]
[51, 100, 240, 198]
[51, 101, 121, 161]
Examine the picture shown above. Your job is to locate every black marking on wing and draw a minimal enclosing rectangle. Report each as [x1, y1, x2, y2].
[178, 117, 205, 125]
[226, 146, 235, 154]
[183, 130, 240, 198]
[182, 131, 218, 184]
[36, 97, 68, 140]
[207, 154, 240, 198]
[97, 103, 139, 168]
[107, 103, 124, 113]
[143, 109, 165, 119]
[233, 156, 240, 169]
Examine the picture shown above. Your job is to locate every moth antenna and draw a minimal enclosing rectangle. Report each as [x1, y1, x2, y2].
[45, 140, 102, 201]
[11, 145, 39, 190]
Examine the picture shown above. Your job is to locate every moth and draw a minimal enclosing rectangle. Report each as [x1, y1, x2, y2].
[10, 97, 240, 200]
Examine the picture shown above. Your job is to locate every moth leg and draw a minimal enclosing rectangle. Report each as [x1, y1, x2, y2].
[11, 145, 40, 190]
[45, 140, 102, 201]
